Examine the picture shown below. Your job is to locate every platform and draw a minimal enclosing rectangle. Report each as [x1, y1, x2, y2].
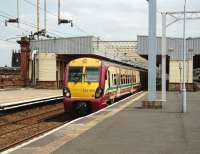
[0, 88, 62, 106]
[4, 91, 200, 154]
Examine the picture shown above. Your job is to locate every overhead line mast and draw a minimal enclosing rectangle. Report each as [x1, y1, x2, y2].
[17, 0, 19, 27]
[37, 0, 40, 33]
[44, 0, 47, 31]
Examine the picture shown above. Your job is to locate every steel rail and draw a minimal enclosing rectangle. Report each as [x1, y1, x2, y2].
[0, 106, 64, 135]
[0, 96, 63, 111]
[0, 91, 142, 152]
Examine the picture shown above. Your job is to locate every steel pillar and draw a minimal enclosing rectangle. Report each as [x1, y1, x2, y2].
[182, 0, 187, 112]
[161, 13, 167, 101]
[148, 0, 157, 101]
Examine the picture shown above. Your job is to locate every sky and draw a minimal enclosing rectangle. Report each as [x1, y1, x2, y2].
[0, 0, 200, 66]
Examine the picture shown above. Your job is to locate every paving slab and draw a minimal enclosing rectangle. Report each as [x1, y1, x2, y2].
[4, 91, 200, 154]
[0, 88, 62, 105]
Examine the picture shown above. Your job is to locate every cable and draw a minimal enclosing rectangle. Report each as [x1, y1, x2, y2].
[1, 1, 96, 37]
[23, 0, 82, 36]
[0, 13, 72, 40]
[1, 11, 137, 63]
[0, 18, 31, 41]
[23, 0, 95, 36]
[0, 9, 74, 37]
[0, 38, 17, 44]
[0, 11, 60, 37]
[73, 24, 92, 36]
[0, 17, 30, 33]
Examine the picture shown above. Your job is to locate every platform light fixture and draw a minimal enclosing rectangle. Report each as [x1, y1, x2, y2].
[182, 0, 187, 113]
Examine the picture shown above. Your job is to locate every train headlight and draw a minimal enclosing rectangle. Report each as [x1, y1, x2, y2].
[63, 87, 71, 98]
[95, 87, 103, 98]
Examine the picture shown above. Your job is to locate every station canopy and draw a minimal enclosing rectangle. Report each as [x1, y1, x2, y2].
[30, 36, 148, 69]
[137, 35, 200, 60]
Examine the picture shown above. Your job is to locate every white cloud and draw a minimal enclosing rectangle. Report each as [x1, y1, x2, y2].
[0, 0, 200, 66]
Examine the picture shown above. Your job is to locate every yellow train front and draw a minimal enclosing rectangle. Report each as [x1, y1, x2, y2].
[63, 57, 142, 115]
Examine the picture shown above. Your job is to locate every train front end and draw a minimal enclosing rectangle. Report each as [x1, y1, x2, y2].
[63, 58, 107, 115]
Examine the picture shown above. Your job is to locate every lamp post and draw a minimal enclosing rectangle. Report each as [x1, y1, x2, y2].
[161, 13, 167, 102]
[182, 0, 187, 112]
[161, 4, 200, 112]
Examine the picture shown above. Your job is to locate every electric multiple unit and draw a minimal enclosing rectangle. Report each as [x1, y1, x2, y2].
[63, 57, 143, 115]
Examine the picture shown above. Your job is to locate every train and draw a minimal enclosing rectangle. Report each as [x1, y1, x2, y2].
[63, 57, 147, 115]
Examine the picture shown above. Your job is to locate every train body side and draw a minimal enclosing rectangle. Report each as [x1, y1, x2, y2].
[104, 65, 141, 101]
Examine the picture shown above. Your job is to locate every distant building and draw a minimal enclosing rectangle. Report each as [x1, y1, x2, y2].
[137, 35, 200, 91]
[16, 36, 147, 89]
[11, 50, 21, 67]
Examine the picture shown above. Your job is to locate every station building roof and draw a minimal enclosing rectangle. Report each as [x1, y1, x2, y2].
[137, 35, 200, 60]
[30, 36, 148, 69]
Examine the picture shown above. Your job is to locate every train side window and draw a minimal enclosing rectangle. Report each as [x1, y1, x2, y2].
[128, 75, 130, 83]
[108, 71, 111, 88]
[121, 74, 123, 84]
[114, 74, 117, 85]
[111, 74, 114, 86]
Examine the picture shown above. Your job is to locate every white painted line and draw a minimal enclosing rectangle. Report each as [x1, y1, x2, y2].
[0, 96, 62, 107]
[2, 91, 144, 154]
[0, 96, 63, 111]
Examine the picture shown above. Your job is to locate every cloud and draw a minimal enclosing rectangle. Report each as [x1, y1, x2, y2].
[0, 0, 200, 66]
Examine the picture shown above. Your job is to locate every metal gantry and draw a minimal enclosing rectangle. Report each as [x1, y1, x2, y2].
[5, 0, 19, 26]
[58, 0, 73, 27]
[161, 9, 200, 112]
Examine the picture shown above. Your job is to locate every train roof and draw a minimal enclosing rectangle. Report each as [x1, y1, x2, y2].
[68, 56, 147, 72]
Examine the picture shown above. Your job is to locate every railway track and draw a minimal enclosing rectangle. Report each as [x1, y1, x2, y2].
[0, 100, 74, 152]
[0, 92, 140, 152]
